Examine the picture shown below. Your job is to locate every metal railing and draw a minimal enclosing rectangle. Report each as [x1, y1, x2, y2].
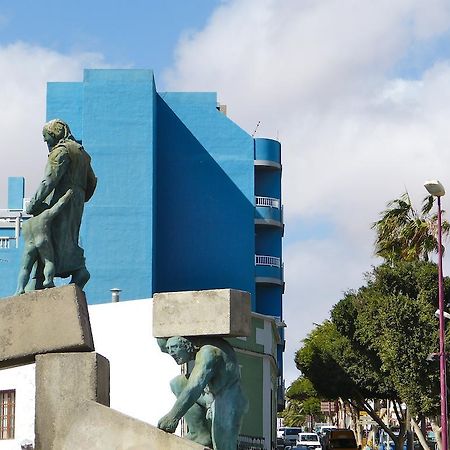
[237, 435, 266, 449]
[255, 196, 280, 208]
[255, 255, 281, 268]
[0, 237, 12, 249]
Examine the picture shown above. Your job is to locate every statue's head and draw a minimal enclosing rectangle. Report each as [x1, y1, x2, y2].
[42, 119, 73, 150]
[166, 336, 196, 365]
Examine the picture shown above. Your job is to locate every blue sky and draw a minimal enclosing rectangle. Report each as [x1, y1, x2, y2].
[0, 0, 220, 80]
[2, 0, 450, 387]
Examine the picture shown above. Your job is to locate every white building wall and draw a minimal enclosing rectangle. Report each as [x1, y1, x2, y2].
[88, 298, 179, 425]
[0, 297, 179, 449]
[0, 364, 35, 450]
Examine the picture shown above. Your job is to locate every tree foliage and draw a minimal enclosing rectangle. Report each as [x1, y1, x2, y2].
[372, 192, 450, 262]
[282, 376, 324, 427]
[296, 261, 450, 449]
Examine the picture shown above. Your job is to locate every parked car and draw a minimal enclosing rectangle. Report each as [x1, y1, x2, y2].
[280, 427, 303, 446]
[318, 425, 337, 437]
[322, 429, 359, 450]
[297, 432, 322, 450]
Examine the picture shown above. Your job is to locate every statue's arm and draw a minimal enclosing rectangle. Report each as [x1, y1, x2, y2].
[85, 163, 97, 202]
[156, 337, 168, 353]
[46, 189, 73, 220]
[28, 148, 70, 214]
[168, 348, 216, 420]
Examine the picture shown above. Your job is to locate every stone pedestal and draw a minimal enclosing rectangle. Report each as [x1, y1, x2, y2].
[0, 285, 94, 367]
[35, 352, 110, 450]
[153, 288, 251, 337]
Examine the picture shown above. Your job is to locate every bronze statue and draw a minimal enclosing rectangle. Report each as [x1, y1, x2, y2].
[157, 336, 248, 450]
[16, 189, 73, 294]
[16, 119, 96, 294]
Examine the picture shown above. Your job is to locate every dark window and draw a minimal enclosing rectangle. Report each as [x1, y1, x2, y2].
[330, 439, 357, 448]
[0, 390, 15, 440]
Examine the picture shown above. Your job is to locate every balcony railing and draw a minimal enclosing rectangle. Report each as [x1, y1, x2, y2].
[0, 237, 13, 249]
[255, 196, 279, 208]
[255, 255, 281, 267]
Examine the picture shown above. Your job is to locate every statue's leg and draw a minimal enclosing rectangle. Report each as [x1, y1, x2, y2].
[16, 247, 38, 295]
[37, 239, 56, 289]
[169, 375, 212, 447]
[33, 258, 46, 290]
[70, 266, 90, 290]
[211, 386, 248, 450]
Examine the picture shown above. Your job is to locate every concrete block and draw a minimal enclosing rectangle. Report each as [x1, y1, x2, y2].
[153, 289, 251, 338]
[58, 401, 208, 450]
[0, 285, 94, 368]
[35, 352, 110, 450]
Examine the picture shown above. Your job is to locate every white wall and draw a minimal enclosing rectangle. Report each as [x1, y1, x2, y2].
[0, 364, 35, 450]
[0, 297, 180, 449]
[88, 298, 179, 425]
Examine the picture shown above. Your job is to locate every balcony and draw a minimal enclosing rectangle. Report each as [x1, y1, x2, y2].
[254, 138, 281, 170]
[0, 213, 23, 250]
[255, 255, 283, 286]
[255, 196, 283, 228]
[0, 237, 16, 249]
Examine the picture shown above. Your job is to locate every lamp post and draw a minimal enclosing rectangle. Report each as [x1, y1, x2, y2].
[424, 179, 448, 450]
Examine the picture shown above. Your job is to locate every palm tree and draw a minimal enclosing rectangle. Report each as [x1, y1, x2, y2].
[372, 192, 450, 262]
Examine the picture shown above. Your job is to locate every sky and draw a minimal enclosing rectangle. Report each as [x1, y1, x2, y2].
[2, 0, 450, 387]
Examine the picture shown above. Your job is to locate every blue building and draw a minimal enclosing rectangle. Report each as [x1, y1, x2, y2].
[0, 68, 285, 410]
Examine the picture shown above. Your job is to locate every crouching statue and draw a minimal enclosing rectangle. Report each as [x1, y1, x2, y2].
[157, 336, 248, 450]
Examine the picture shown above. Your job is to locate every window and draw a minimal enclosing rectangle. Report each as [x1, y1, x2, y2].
[0, 390, 15, 439]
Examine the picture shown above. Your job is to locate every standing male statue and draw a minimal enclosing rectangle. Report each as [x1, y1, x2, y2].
[157, 335, 248, 450]
[16, 119, 96, 294]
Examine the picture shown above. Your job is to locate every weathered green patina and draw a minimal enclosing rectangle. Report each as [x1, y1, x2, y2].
[17, 119, 97, 293]
[16, 189, 73, 294]
[157, 336, 248, 450]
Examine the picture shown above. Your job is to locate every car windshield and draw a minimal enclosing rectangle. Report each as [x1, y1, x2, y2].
[286, 429, 302, 435]
[330, 439, 357, 448]
[301, 435, 319, 441]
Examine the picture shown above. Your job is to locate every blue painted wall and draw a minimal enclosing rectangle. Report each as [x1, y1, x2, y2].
[47, 70, 157, 303]
[256, 285, 283, 318]
[7, 177, 24, 210]
[254, 138, 281, 164]
[1, 70, 281, 319]
[0, 247, 21, 295]
[155, 93, 255, 305]
[255, 171, 281, 199]
[46, 83, 84, 138]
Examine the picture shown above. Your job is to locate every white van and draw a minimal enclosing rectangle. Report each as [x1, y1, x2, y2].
[319, 425, 337, 437]
[297, 432, 322, 449]
[279, 427, 303, 445]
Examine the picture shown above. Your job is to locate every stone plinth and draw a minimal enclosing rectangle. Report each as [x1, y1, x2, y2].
[35, 352, 110, 450]
[35, 351, 206, 450]
[0, 285, 94, 368]
[58, 401, 208, 450]
[153, 289, 251, 338]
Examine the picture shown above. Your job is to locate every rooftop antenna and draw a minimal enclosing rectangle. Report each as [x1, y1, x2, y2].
[251, 121, 261, 137]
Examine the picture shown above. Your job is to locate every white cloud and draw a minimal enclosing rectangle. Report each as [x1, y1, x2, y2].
[164, 0, 450, 386]
[0, 42, 106, 206]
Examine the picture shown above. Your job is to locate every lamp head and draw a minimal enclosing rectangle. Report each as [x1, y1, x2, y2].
[424, 180, 445, 197]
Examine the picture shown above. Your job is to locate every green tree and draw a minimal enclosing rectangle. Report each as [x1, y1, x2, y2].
[334, 262, 450, 450]
[282, 377, 324, 428]
[372, 192, 450, 263]
[296, 320, 405, 448]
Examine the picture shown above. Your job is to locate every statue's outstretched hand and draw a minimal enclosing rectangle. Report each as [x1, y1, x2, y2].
[158, 413, 178, 433]
[26, 200, 35, 215]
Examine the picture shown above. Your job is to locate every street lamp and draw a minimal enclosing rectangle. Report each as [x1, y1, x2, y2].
[424, 179, 448, 450]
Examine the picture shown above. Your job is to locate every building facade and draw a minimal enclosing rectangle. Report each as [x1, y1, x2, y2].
[0, 69, 284, 448]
